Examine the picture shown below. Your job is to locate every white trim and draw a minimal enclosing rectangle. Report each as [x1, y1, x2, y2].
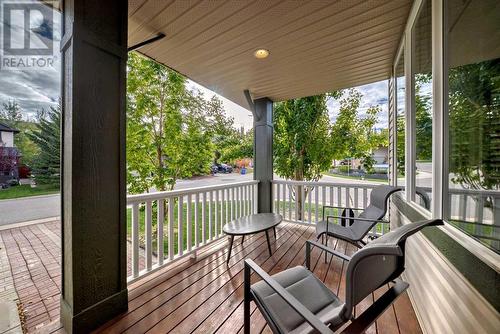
[431, 0, 445, 219]
[405, 24, 415, 202]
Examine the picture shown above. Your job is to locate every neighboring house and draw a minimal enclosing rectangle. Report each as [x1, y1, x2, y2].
[372, 145, 388, 164]
[0, 122, 20, 184]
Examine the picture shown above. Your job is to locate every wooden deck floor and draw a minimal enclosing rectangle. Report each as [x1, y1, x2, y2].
[94, 222, 421, 334]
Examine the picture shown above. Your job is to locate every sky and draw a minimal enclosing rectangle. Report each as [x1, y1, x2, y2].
[0, 4, 389, 130]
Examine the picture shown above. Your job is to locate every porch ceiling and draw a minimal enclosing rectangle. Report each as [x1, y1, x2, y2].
[128, 0, 413, 109]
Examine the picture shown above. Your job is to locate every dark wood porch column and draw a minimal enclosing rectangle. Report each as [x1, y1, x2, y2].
[60, 1, 128, 332]
[253, 98, 273, 213]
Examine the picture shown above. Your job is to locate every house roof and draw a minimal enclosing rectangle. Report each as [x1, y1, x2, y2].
[0, 122, 20, 133]
[128, 0, 413, 109]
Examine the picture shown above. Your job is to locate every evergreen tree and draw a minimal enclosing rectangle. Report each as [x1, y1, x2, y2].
[27, 105, 60, 186]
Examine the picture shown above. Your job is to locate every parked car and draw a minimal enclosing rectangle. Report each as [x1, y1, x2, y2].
[219, 163, 233, 173]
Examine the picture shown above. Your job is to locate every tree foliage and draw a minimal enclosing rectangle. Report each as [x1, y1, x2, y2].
[27, 105, 61, 186]
[274, 89, 386, 182]
[126, 52, 213, 194]
[274, 95, 333, 181]
[449, 59, 500, 190]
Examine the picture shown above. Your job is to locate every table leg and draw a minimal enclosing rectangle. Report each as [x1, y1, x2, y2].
[241, 235, 245, 245]
[227, 235, 234, 265]
[265, 230, 272, 256]
[273, 226, 277, 239]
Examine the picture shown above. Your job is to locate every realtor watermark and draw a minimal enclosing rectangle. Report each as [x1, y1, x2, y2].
[0, 0, 57, 70]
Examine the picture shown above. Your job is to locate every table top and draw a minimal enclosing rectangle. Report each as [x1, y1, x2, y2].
[223, 213, 283, 236]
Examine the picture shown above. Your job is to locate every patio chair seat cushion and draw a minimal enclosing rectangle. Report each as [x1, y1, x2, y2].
[316, 220, 358, 241]
[251, 266, 346, 333]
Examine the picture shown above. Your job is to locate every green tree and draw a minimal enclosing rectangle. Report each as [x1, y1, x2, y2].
[415, 74, 433, 161]
[274, 95, 334, 219]
[331, 89, 386, 168]
[27, 105, 60, 186]
[449, 59, 500, 190]
[126, 52, 213, 194]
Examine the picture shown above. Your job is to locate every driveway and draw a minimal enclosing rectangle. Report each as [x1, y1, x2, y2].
[0, 194, 60, 226]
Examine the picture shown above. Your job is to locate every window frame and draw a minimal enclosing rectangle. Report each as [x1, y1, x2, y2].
[390, 0, 500, 264]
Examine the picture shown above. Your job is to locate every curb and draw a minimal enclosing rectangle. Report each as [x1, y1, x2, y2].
[0, 217, 60, 231]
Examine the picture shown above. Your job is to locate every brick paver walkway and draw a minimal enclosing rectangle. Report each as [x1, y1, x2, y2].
[0, 221, 61, 333]
[0, 220, 154, 333]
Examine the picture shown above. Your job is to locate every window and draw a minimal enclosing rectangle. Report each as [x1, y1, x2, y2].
[395, 53, 406, 187]
[446, 0, 500, 252]
[412, 0, 432, 209]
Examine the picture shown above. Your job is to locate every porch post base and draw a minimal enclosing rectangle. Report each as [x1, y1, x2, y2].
[60, 289, 128, 334]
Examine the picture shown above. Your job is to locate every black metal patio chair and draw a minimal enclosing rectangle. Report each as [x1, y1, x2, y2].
[244, 219, 443, 334]
[316, 185, 402, 249]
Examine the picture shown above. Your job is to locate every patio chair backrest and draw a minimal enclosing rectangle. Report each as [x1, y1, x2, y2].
[343, 219, 443, 319]
[350, 185, 402, 239]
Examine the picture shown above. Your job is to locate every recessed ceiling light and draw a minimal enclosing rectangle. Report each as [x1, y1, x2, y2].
[254, 49, 269, 59]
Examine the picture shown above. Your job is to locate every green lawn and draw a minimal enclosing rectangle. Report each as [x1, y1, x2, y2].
[0, 184, 59, 200]
[127, 200, 252, 256]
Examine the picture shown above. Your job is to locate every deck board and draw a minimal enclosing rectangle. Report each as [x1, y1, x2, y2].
[96, 223, 421, 334]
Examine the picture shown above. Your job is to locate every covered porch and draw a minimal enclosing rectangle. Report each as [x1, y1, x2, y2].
[37, 0, 500, 333]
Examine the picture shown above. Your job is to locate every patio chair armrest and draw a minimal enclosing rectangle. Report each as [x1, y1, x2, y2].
[244, 259, 334, 334]
[322, 205, 364, 219]
[340, 279, 409, 334]
[306, 240, 351, 268]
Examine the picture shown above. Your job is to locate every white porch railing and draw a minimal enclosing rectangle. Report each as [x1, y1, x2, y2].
[272, 180, 383, 235]
[126, 180, 258, 282]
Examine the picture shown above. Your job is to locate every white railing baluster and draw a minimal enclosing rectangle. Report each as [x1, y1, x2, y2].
[288, 185, 292, 220]
[194, 193, 199, 248]
[354, 188, 359, 209]
[209, 191, 213, 240]
[321, 186, 326, 221]
[145, 200, 153, 271]
[301, 185, 305, 223]
[215, 189, 219, 237]
[363, 188, 368, 208]
[254, 183, 258, 213]
[345, 187, 350, 208]
[329, 186, 333, 207]
[314, 186, 319, 223]
[231, 187, 234, 220]
[131, 203, 139, 278]
[247, 185, 251, 215]
[125, 180, 259, 283]
[202, 192, 206, 244]
[157, 199, 164, 266]
[221, 188, 226, 233]
[276, 183, 280, 215]
[178, 195, 184, 256]
[308, 186, 312, 223]
[337, 187, 342, 207]
[282, 183, 286, 216]
[187, 194, 192, 252]
[475, 195, 484, 236]
[460, 194, 467, 221]
[168, 197, 174, 260]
